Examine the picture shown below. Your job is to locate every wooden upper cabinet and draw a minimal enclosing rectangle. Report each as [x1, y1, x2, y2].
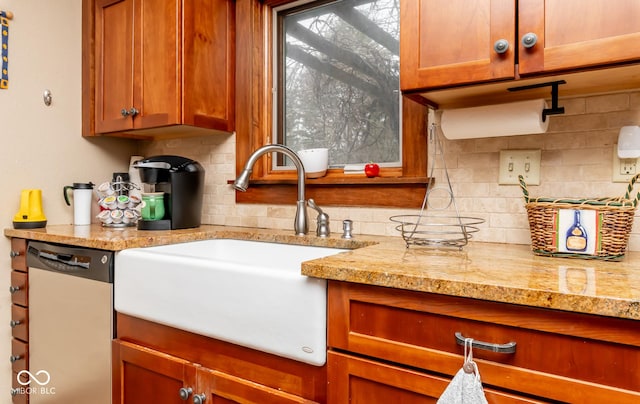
[400, 0, 516, 91]
[91, 0, 235, 137]
[518, 0, 640, 75]
[401, 0, 640, 93]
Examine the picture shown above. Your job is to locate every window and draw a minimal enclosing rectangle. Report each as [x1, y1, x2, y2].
[234, 0, 428, 208]
[274, 0, 401, 169]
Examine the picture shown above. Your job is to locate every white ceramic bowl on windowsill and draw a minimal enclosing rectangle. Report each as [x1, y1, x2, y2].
[298, 148, 329, 178]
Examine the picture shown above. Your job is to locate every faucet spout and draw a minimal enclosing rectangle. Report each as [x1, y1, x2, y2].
[233, 144, 308, 235]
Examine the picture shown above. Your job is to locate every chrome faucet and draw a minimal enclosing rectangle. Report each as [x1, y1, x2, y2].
[233, 144, 309, 235]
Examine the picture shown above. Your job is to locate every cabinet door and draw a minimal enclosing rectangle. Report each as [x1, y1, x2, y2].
[195, 366, 310, 404]
[182, 0, 235, 132]
[11, 305, 28, 342]
[95, 0, 134, 133]
[112, 340, 196, 404]
[133, 0, 180, 129]
[10, 238, 27, 272]
[519, 0, 640, 74]
[328, 351, 545, 404]
[400, 0, 516, 91]
[10, 271, 28, 306]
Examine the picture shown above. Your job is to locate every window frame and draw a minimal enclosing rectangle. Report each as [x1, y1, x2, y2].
[235, 0, 429, 208]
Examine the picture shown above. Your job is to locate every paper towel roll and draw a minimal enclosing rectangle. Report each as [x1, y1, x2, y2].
[440, 99, 549, 139]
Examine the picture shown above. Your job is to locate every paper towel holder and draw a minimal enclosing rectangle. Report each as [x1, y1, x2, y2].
[508, 80, 566, 122]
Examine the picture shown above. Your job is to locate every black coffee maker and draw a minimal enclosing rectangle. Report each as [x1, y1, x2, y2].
[134, 155, 205, 230]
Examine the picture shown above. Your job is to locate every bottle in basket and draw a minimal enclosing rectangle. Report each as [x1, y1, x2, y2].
[565, 210, 587, 252]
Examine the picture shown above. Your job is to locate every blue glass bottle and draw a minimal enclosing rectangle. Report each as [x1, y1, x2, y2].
[565, 210, 587, 252]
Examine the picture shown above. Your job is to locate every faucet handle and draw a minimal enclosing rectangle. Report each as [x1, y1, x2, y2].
[307, 198, 322, 214]
[308, 199, 330, 237]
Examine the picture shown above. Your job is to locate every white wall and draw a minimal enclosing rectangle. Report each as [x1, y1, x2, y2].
[0, 0, 136, 396]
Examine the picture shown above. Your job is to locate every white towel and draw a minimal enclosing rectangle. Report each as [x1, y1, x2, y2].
[437, 338, 488, 404]
[437, 366, 488, 404]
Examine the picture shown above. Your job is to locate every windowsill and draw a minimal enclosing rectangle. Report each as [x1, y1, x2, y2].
[236, 176, 430, 186]
[230, 176, 432, 208]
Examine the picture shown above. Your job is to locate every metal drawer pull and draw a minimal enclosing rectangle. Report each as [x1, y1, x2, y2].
[455, 332, 516, 354]
[9, 286, 21, 293]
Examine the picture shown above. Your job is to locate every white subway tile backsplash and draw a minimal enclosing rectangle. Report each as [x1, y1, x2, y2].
[139, 90, 640, 251]
[586, 93, 630, 113]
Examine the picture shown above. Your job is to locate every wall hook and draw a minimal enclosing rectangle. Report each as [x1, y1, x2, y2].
[43, 89, 52, 106]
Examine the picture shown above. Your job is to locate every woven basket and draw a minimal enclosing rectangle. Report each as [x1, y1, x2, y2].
[519, 174, 640, 260]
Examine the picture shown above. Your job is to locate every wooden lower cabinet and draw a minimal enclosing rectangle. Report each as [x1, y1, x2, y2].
[113, 340, 320, 403]
[113, 313, 326, 403]
[328, 351, 541, 403]
[9, 238, 28, 404]
[113, 340, 195, 404]
[327, 281, 640, 403]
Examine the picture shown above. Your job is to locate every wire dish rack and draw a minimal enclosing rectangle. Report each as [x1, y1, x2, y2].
[390, 123, 484, 249]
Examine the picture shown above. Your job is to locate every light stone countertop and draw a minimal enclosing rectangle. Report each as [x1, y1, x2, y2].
[5, 224, 639, 320]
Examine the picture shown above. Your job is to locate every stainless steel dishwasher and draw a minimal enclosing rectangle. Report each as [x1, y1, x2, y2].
[26, 241, 114, 404]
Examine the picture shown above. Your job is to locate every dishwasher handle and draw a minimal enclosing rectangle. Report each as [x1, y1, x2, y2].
[26, 241, 113, 283]
[29, 247, 91, 271]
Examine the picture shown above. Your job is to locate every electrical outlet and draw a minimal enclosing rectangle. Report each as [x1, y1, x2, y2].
[498, 149, 541, 185]
[612, 144, 639, 182]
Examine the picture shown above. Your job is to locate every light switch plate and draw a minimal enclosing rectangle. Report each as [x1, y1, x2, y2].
[612, 144, 639, 182]
[498, 149, 541, 185]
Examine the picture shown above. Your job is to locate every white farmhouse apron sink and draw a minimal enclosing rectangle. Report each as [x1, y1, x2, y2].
[114, 239, 346, 366]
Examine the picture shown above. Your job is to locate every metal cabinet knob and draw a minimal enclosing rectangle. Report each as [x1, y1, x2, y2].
[493, 39, 509, 54]
[193, 393, 206, 404]
[9, 250, 20, 258]
[179, 387, 193, 401]
[9, 286, 20, 293]
[521, 32, 538, 48]
[9, 355, 21, 363]
[121, 107, 139, 117]
[10, 320, 21, 328]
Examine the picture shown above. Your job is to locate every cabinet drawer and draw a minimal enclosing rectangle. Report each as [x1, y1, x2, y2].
[328, 351, 545, 404]
[10, 239, 27, 272]
[11, 372, 29, 404]
[328, 281, 640, 403]
[11, 305, 28, 342]
[10, 339, 28, 374]
[10, 271, 28, 306]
